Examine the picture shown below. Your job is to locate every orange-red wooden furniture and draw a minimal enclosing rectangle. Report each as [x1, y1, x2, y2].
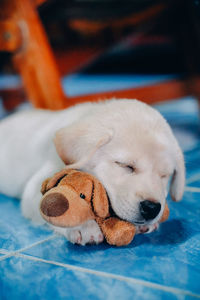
[0, 0, 199, 110]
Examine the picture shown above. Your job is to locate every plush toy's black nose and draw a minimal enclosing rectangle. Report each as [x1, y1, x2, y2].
[140, 200, 161, 221]
[41, 193, 69, 217]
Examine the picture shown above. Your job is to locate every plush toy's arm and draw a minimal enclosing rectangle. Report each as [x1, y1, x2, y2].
[96, 217, 136, 247]
[96, 203, 169, 247]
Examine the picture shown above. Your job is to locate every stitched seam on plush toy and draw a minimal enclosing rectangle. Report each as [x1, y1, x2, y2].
[90, 182, 95, 214]
[53, 174, 68, 188]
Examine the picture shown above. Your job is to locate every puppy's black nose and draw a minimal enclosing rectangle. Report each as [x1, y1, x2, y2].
[140, 200, 161, 221]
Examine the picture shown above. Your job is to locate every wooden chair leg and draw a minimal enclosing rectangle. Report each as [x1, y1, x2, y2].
[1, 0, 66, 110]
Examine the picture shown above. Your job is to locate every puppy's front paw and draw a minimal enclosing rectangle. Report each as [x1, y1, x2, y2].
[67, 229, 82, 244]
[136, 223, 159, 234]
[77, 220, 104, 246]
[54, 220, 104, 246]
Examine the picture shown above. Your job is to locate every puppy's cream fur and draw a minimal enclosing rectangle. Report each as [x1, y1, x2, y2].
[0, 99, 185, 245]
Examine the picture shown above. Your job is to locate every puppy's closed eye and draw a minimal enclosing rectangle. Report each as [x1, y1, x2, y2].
[115, 161, 136, 174]
[161, 174, 168, 179]
[160, 172, 171, 179]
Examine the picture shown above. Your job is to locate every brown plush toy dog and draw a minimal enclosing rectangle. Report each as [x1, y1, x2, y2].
[40, 169, 169, 246]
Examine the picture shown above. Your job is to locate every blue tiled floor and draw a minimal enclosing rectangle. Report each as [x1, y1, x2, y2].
[0, 75, 200, 299]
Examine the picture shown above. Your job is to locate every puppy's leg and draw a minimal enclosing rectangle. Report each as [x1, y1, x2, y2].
[21, 162, 60, 225]
[51, 220, 104, 246]
[136, 223, 159, 234]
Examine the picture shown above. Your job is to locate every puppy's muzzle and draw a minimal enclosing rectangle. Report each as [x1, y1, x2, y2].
[140, 200, 161, 221]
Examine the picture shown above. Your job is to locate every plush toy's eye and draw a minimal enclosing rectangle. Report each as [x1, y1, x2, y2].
[80, 193, 86, 199]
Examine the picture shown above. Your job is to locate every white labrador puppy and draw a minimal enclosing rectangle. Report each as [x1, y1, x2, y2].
[0, 99, 185, 245]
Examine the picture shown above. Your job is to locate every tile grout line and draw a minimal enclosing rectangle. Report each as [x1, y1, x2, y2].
[0, 234, 57, 261]
[0, 249, 9, 254]
[13, 252, 200, 299]
[185, 186, 200, 193]
[0, 178, 199, 297]
[186, 173, 200, 185]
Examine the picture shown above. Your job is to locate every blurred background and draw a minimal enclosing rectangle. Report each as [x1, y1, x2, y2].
[1, 0, 200, 112]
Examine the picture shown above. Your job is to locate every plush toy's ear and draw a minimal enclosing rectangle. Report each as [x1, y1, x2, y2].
[170, 146, 185, 202]
[54, 120, 113, 169]
[92, 177, 110, 218]
[41, 178, 51, 195]
[41, 169, 77, 195]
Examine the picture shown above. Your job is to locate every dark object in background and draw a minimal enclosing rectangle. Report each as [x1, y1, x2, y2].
[81, 37, 186, 75]
[0, 0, 200, 110]
[39, 0, 165, 46]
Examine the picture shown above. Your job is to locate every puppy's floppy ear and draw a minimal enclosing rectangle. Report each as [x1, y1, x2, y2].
[54, 120, 113, 169]
[170, 145, 185, 202]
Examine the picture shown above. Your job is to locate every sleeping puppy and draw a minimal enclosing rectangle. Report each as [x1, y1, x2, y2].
[0, 99, 185, 245]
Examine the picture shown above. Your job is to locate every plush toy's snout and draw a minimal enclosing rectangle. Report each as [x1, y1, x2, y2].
[40, 185, 94, 227]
